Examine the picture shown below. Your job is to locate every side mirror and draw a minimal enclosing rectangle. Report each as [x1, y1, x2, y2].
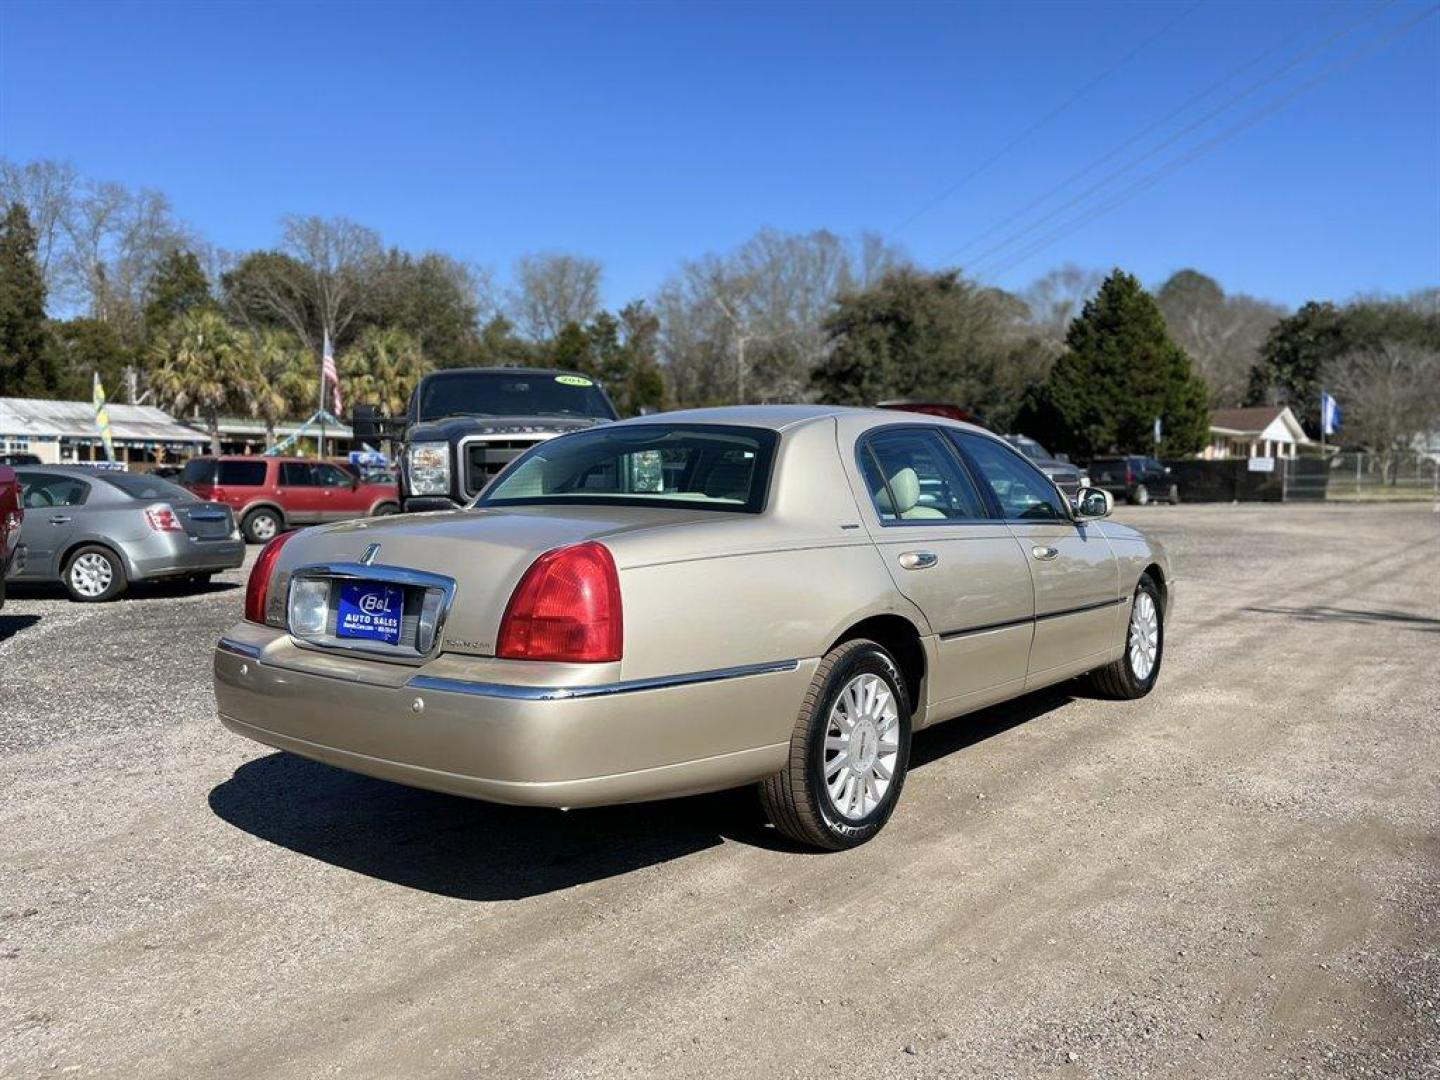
[1074, 486, 1113, 520]
[351, 404, 383, 440]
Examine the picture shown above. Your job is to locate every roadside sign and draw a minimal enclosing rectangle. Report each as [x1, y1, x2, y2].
[1248, 457, 1276, 473]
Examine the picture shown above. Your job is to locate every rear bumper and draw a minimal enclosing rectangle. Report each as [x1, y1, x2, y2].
[132, 538, 245, 579]
[213, 624, 814, 808]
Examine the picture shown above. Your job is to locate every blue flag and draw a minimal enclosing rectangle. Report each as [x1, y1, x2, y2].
[1321, 392, 1342, 436]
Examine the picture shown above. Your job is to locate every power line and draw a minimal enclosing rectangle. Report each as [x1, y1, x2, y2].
[960, 0, 1395, 271]
[890, 1, 1202, 236]
[977, 4, 1440, 281]
[946, 0, 1354, 260]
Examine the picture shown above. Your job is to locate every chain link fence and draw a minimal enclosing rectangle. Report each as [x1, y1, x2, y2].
[1284, 451, 1440, 501]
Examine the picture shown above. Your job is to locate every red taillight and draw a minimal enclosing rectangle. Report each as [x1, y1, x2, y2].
[144, 503, 184, 532]
[244, 530, 297, 624]
[497, 541, 623, 662]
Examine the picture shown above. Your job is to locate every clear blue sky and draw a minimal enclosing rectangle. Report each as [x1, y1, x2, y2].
[1, 0, 1436, 309]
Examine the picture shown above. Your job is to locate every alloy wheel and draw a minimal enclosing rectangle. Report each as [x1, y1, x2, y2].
[1128, 591, 1159, 681]
[823, 673, 901, 821]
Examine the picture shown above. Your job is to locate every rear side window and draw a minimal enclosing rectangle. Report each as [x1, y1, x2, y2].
[218, 461, 268, 486]
[859, 428, 989, 522]
[17, 473, 91, 508]
[951, 433, 1069, 521]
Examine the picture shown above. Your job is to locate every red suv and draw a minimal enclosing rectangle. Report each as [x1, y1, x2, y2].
[181, 456, 400, 543]
[0, 465, 24, 607]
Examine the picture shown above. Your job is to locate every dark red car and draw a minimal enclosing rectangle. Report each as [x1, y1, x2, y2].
[875, 400, 986, 426]
[0, 465, 24, 608]
[181, 456, 400, 543]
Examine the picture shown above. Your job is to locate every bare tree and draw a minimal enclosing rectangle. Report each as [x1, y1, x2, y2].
[1021, 263, 1104, 347]
[1155, 269, 1285, 408]
[655, 229, 908, 406]
[510, 253, 602, 341]
[0, 158, 78, 285]
[1330, 342, 1440, 478]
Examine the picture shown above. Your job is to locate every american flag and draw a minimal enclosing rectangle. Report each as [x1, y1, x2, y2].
[321, 331, 342, 415]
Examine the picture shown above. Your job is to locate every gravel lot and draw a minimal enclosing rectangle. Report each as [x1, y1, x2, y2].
[1, 502, 1437, 1079]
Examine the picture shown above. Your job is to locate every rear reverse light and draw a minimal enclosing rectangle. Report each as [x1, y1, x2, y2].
[497, 541, 622, 662]
[244, 529, 297, 624]
[144, 503, 184, 532]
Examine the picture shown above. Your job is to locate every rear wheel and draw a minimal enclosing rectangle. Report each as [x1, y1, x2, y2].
[62, 545, 127, 603]
[759, 639, 912, 850]
[241, 507, 281, 544]
[1167, 484, 1181, 505]
[1087, 573, 1163, 699]
[372, 502, 399, 517]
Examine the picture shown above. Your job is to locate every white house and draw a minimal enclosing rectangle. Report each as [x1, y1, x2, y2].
[1202, 405, 1312, 460]
[0, 396, 209, 464]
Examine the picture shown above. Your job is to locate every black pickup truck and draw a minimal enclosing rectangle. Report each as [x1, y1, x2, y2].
[352, 367, 619, 512]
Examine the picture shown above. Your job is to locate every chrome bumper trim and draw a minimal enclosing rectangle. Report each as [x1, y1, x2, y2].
[406, 658, 802, 701]
[217, 637, 264, 660]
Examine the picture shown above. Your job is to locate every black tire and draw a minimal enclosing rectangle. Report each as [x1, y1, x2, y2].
[1087, 573, 1164, 699]
[1130, 484, 1150, 506]
[759, 639, 913, 850]
[372, 502, 399, 517]
[61, 544, 128, 603]
[241, 507, 283, 544]
[1168, 485, 1181, 505]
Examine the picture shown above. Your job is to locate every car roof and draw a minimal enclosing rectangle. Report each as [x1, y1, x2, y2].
[607, 404, 992, 436]
[12, 464, 111, 479]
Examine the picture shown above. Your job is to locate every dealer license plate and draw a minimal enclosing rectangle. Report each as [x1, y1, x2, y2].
[335, 581, 404, 645]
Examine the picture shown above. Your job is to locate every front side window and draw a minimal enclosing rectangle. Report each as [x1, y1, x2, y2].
[479, 424, 777, 513]
[859, 428, 989, 523]
[280, 462, 316, 486]
[312, 464, 354, 488]
[951, 433, 1069, 521]
[17, 473, 90, 509]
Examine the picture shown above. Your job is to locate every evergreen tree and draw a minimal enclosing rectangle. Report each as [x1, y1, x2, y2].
[0, 202, 54, 396]
[1027, 270, 1209, 459]
[143, 249, 212, 337]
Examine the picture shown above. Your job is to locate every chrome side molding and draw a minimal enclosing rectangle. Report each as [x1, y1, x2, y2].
[407, 658, 802, 701]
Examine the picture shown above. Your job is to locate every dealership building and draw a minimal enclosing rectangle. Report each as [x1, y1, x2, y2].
[1, 397, 358, 463]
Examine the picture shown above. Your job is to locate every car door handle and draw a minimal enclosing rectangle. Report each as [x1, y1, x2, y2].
[48, 515, 72, 525]
[1031, 545, 1060, 561]
[897, 551, 938, 570]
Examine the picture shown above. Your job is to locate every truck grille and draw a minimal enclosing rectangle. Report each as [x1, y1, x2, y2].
[462, 438, 548, 496]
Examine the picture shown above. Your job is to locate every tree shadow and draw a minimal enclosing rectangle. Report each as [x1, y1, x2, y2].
[208, 686, 1077, 901]
[1241, 604, 1440, 633]
[0, 613, 41, 643]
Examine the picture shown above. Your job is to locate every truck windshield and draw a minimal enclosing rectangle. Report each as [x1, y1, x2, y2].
[417, 371, 618, 422]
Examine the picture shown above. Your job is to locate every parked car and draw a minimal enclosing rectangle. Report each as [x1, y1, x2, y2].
[1087, 455, 1179, 505]
[181, 456, 401, 543]
[215, 405, 1172, 850]
[875, 400, 985, 426]
[0, 465, 24, 609]
[1, 452, 42, 466]
[351, 367, 620, 513]
[7, 466, 244, 602]
[1001, 435, 1084, 503]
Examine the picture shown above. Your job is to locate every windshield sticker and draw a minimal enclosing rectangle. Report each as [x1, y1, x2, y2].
[554, 375, 594, 387]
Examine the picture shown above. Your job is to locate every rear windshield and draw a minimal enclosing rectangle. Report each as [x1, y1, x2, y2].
[478, 424, 778, 513]
[97, 472, 196, 502]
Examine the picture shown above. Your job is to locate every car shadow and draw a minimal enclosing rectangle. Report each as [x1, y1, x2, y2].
[4, 578, 238, 602]
[0, 613, 41, 643]
[209, 686, 1077, 901]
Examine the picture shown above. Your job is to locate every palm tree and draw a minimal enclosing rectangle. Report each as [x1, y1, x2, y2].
[238, 327, 311, 450]
[340, 326, 431, 417]
[148, 309, 244, 454]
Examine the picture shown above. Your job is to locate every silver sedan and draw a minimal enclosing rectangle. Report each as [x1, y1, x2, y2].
[7, 466, 245, 602]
